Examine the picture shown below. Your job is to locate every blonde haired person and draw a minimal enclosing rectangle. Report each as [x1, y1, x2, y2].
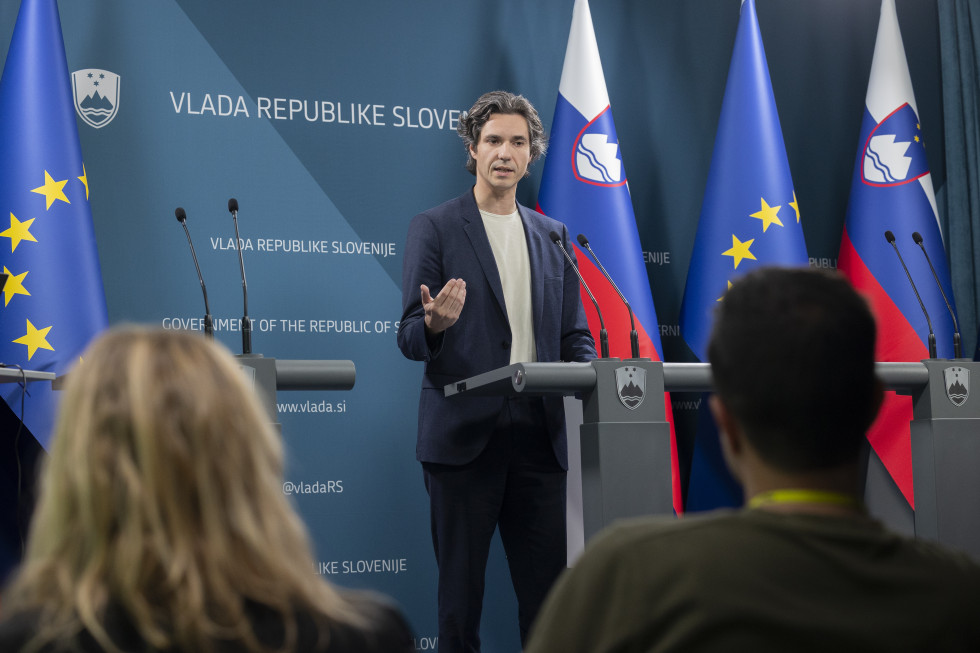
[0, 327, 413, 653]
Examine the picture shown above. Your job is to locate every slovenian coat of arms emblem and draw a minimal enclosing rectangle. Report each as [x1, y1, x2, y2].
[615, 366, 645, 410]
[72, 69, 120, 129]
[943, 366, 969, 407]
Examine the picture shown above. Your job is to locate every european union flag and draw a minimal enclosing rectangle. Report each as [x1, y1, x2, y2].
[0, 0, 108, 569]
[679, 0, 808, 510]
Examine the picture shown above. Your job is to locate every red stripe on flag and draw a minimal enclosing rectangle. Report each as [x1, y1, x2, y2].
[664, 398, 683, 515]
[575, 246, 660, 361]
[839, 229, 920, 507]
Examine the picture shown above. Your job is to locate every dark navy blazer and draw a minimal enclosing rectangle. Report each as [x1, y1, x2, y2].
[398, 189, 596, 469]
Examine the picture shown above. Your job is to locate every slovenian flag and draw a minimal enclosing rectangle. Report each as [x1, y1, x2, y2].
[679, 0, 809, 510]
[538, 0, 681, 514]
[838, 0, 957, 508]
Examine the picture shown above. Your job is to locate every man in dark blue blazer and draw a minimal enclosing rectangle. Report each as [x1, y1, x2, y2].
[398, 91, 596, 652]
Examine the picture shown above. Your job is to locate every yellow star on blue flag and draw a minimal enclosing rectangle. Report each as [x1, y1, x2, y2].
[0, 0, 108, 454]
[679, 0, 808, 362]
[678, 0, 809, 514]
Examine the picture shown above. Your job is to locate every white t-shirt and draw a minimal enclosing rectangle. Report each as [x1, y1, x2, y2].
[480, 208, 537, 364]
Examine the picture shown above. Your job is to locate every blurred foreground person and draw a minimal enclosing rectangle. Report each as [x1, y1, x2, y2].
[526, 267, 980, 653]
[0, 327, 414, 653]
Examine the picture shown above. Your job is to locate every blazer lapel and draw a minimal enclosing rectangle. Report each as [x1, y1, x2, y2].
[519, 205, 547, 346]
[460, 191, 508, 319]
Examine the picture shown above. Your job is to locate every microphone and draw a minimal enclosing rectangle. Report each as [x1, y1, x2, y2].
[912, 232, 960, 358]
[884, 230, 936, 358]
[577, 233, 640, 358]
[175, 207, 214, 339]
[550, 230, 608, 358]
[228, 198, 252, 355]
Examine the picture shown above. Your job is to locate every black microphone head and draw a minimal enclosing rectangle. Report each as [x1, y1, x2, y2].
[576, 234, 589, 247]
[228, 198, 239, 213]
[549, 230, 561, 243]
[175, 207, 187, 223]
[912, 231, 924, 245]
[884, 230, 896, 243]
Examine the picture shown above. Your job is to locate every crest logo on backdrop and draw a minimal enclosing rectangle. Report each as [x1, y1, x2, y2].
[72, 69, 120, 128]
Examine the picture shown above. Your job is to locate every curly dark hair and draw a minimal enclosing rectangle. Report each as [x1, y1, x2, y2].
[457, 90, 547, 175]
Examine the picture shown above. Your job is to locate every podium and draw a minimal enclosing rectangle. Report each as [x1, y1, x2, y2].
[448, 360, 980, 559]
[901, 360, 980, 559]
[236, 355, 356, 421]
[446, 359, 673, 541]
[48, 355, 354, 422]
[1, 367, 56, 384]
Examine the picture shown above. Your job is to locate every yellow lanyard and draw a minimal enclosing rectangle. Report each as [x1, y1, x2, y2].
[747, 489, 862, 510]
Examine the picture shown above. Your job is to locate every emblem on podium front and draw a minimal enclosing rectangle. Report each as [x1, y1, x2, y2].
[615, 365, 645, 410]
[943, 366, 969, 407]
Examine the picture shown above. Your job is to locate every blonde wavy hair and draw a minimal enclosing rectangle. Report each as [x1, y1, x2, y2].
[2, 327, 361, 653]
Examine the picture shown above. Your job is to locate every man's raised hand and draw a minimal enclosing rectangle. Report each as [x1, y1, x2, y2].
[421, 278, 466, 335]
